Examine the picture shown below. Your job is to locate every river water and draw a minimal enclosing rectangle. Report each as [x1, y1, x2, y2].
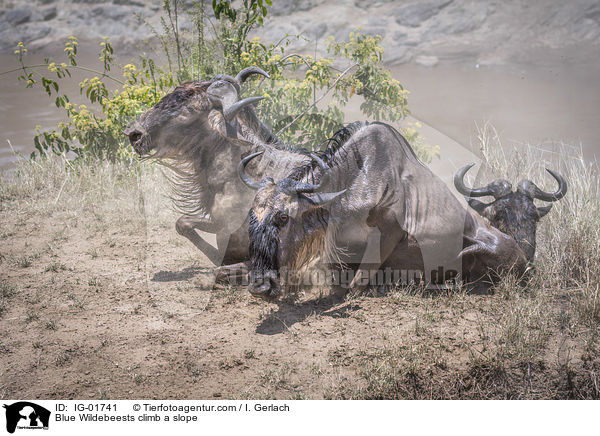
[1, 49, 599, 171]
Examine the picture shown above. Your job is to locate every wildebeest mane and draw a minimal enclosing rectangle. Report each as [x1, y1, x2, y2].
[154, 81, 211, 112]
[285, 121, 423, 186]
[286, 121, 366, 183]
[370, 121, 425, 167]
[149, 115, 230, 217]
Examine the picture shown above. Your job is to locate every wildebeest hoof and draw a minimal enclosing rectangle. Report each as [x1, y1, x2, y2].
[249, 283, 280, 300]
[214, 269, 229, 284]
[214, 262, 250, 285]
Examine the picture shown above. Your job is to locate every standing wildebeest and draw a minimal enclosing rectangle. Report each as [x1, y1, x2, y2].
[238, 121, 566, 299]
[123, 67, 315, 279]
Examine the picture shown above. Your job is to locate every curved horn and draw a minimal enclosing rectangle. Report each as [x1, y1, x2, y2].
[454, 163, 512, 199]
[454, 164, 494, 197]
[517, 168, 567, 202]
[237, 151, 264, 190]
[235, 66, 270, 85]
[458, 235, 492, 258]
[310, 152, 329, 173]
[224, 96, 264, 121]
[458, 243, 492, 258]
[293, 182, 320, 193]
[536, 169, 568, 201]
[293, 153, 331, 193]
[303, 190, 347, 206]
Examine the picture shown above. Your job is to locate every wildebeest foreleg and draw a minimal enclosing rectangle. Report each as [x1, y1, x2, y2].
[214, 262, 250, 284]
[175, 215, 223, 265]
[349, 208, 406, 290]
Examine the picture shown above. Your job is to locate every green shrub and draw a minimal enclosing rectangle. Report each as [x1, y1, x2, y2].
[5, 0, 438, 162]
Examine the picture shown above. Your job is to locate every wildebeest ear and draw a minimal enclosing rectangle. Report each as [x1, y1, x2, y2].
[467, 198, 488, 214]
[537, 205, 552, 218]
[208, 109, 227, 136]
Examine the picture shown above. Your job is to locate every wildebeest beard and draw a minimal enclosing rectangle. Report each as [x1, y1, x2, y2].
[479, 192, 540, 261]
[248, 205, 331, 291]
[248, 210, 280, 274]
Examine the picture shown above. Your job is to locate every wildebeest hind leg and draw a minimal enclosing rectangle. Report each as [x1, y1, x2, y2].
[177, 216, 251, 285]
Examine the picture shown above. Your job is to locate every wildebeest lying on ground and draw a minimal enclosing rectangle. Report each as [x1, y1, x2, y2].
[238, 121, 567, 299]
[124, 67, 316, 281]
[454, 164, 567, 262]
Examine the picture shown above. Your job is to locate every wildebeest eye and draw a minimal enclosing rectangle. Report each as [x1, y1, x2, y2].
[277, 212, 289, 226]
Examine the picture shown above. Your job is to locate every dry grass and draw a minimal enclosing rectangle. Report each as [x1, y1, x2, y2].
[479, 125, 600, 335]
[319, 126, 600, 399]
[0, 133, 599, 399]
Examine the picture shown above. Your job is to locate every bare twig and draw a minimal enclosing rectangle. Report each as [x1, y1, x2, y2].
[275, 62, 358, 136]
[0, 65, 125, 85]
[53, 176, 69, 206]
[279, 53, 313, 70]
[6, 139, 26, 160]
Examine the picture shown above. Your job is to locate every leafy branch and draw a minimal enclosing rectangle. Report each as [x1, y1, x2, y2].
[5, 1, 438, 163]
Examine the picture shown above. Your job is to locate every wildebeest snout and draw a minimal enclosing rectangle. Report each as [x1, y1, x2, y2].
[249, 270, 280, 300]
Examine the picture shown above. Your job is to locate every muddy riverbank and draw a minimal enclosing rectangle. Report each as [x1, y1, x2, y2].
[1, 0, 599, 169]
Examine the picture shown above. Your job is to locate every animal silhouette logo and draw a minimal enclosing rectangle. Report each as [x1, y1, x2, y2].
[3, 402, 50, 434]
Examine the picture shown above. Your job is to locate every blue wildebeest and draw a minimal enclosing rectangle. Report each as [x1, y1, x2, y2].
[454, 164, 567, 262]
[238, 121, 566, 299]
[124, 67, 316, 280]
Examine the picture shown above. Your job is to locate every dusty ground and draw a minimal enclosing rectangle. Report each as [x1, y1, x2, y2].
[0, 156, 598, 400]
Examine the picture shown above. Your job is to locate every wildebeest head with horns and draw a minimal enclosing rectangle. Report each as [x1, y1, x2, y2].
[454, 164, 567, 262]
[123, 66, 270, 157]
[238, 150, 346, 299]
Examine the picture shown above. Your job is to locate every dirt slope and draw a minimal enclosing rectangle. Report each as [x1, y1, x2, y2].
[0, 160, 598, 399]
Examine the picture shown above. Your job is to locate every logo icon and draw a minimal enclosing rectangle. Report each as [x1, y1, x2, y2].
[3, 402, 50, 434]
